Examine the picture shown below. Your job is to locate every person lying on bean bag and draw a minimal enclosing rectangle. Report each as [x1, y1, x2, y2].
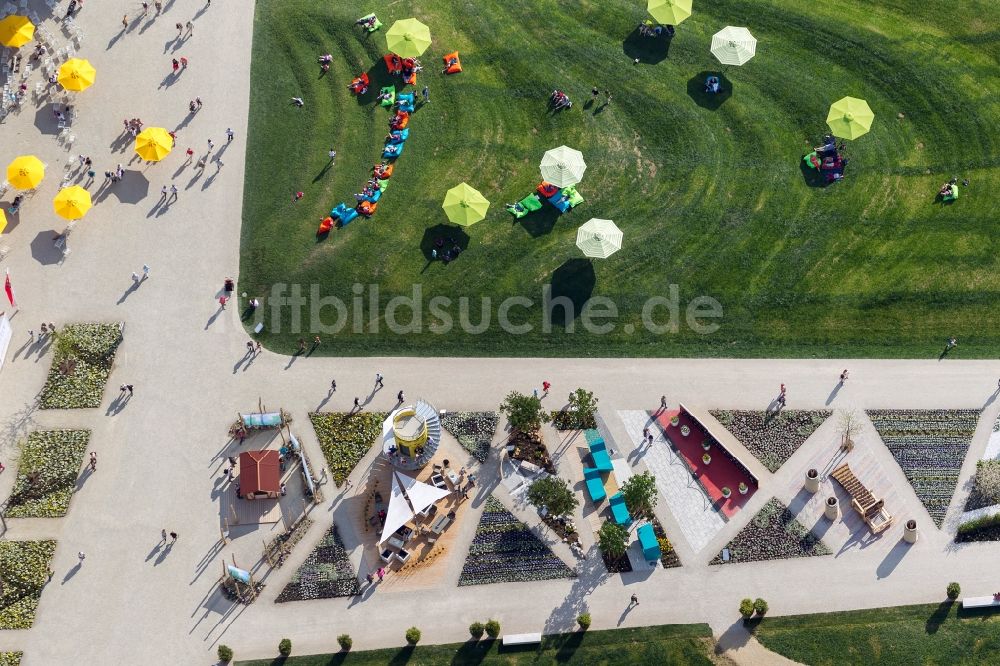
[387, 128, 409, 143]
[536, 182, 559, 198]
[377, 86, 395, 107]
[357, 200, 378, 217]
[384, 53, 402, 74]
[442, 51, 462, 74]
[383, 143, 404, 158]
[348, 73, 370, 95]
[356, 14, 382, 32]
[373, 162, 394, 179]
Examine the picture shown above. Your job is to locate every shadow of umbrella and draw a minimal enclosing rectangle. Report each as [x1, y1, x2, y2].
[30, 230, 64, 265]
[548, 258, 596, 330]
[34, 104, 63, 136]
[109, 170, 150, 204]
[419, 224, 470, 261]
[686, 71, 733, 110]
[622, 27, 672, 65]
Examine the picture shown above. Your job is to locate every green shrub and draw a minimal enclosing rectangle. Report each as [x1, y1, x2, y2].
[469, 621, 485, 639]
[308, 412, 387, 486]
[485, 619, 501, 638]
[217, 645, 233, 662]
[405, 626, 422, 645]
[39, 323, 123, 409]
[739, 598, 755, 618]
[947, 582, 961, 600]
[278, 638, 292, 656]
[957, 512, 1000, 536]
[5, 430, 90, 518]
[337, 634, 352, 651]
[577, 612, 592, 630]
[754, 598, 769, 615]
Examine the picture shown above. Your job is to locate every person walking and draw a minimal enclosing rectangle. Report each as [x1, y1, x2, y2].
[196, 97, 203, 109]
[591, 86, 599, 100]
[180, 56, 188, 69]
[330, 379, 337, 392]
[132, 271, 140, 285]
[122, 15, 128, 29]
[421, 85, 430, 103]
[375, 372, 384, 388]
[175, 22, 183, 36]
[660, 395, 667, 410]
[630, 593, 639, 606]
[185, 148, 194, 164]
[605, 90, 613, 104]
[142, 264, 150, 280]
[89, 452, 97, 471]
[353, 397, 360, 410]
[207, 138, 215, 151]
[171, 58, 179, 73]
[159, 185, 167, 200]
[225, 128, 234, 142]
[169, 531, 178, 543]
[169, 184, 178, 202]
[397, 390, 404, 403]
[328, 148, 337, 162]
[161, 529, 167, 543]
[126, 384, 134, 397]
[542, 380, 551, 395]
[185, 21, 194, 36]
[78, 551, 86, 565]
[643, 427, 650, 441]
[839, 369, 849, 383]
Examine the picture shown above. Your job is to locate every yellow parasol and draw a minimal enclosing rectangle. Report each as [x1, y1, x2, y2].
[0, 209, 7, 235]
[6, 155, 45, 190]
[134, 127, 173, 162]
[58, 58, 96, 92]
[53, 186, 92, 220]
[0, 15, 34, 48]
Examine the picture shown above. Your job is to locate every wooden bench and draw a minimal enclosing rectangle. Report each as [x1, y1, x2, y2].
[962, 596, 1000, 609]
[503, 632, 542, 646]
[830, 463, 893, 534]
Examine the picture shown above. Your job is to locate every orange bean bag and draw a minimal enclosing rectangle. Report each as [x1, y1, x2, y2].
[317, 216, 334, 234]
[383, 53, 402, 74]
[358, 201, 378, 217]
[403, 71, 416, 86]
[442, 51, 462, 74]
[375, 163, 395, 179]
[536, 181, 559, 198]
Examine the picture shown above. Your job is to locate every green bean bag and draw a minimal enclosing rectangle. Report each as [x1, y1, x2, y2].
[357, 14, 382, 33]
[520, 194, 543, 211]
[377, 179, 389, 192]
[943, 185, 959, 201]
[379, 86, 395, 107]
[562, 186, 584, 207]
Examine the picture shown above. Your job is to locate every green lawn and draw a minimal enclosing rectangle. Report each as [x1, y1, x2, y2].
[242, 0, 1000, 358]
[754, 602, 1000, 665]
[235, 623, 715, 665]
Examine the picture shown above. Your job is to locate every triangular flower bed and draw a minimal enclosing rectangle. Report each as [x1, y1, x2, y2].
[441, 411, 498, 463]
[275, 525, 360, 602]
[867, 410, 980, 527]
[458, 496, 575, 586]
[711, 498, 831, 565]
[710, 410, 830, 473]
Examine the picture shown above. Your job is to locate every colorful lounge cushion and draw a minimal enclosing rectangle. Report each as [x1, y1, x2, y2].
[375, 163, 394, 178]
[358, 14, 382, 32]
[520, 194, 543, 211]
[384, 53, 403, 74]
[403, 71, 417, 86]
[442, 51, 462, 74]
[331, 203, 352, 220]
[507, 204, 529, 219]
[943, 185, 959, 201]
[562, 186, 584, 207]
[609, 493, 633, 526]
[389, 128, 409, 143]
[377, 179, 389, 192]
[547, 192, 571, 212]
[590, 447, 612, 472]
[348, 72, 370, 94]
[383, 143, 404, 158]
[339, 208, 359, 226]
[536, 181, 559, 198]
[362, 189, 382, 203]
[379, 86, 396, 107]
[637, 523, 661, 561]
[317, 216, 334, 234]
[584, 467, 606, 502]
[357, 201, 377, 216]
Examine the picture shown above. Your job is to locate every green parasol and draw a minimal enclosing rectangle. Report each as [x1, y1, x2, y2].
[385, 18, 432, 58]
[647, 0, 692, 25]
[826, 96, 874, 140]
[442, 183, 490, 226]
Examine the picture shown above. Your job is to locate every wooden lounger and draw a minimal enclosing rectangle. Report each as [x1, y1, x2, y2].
[831, 463, 893, 534]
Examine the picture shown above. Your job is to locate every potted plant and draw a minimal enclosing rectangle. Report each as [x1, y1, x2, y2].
[337, 634, 353, 651]
[278, 638, 292, 657]
[670, 416, 680, 427]
[680, 425, 691, 437]
[702, 453, 712, 465]
[721, 486, 732, 498]
[825, 496, 839, 520]
[805, 468, 820, 493]
[702, 438, 711, 451]
[904, 519, 918, 544]
[738, 482, 749, 495]
[577, 612, 592, 630]
[947, 582, 961, 601]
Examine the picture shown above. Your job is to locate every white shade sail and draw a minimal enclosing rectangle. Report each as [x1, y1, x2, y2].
[378, 471, 451, 544]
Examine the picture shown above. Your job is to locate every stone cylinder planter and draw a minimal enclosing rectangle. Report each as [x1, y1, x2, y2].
[824, 496, 839, 520]
[805, 468, 820, 494]
[903, 519, 918, 544]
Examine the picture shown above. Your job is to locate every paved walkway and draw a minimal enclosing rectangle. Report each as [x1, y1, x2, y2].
[1, 2, 1000, 665]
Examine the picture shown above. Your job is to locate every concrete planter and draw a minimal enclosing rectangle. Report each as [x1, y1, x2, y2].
[805, 468, 820, 494]
[824, 496, 839, 520]
[903, 519, 918, 544]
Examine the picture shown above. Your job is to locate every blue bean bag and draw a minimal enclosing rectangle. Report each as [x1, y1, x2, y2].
[547, 192, 571, 212]
[339, 208, 359, 226]
[362, 189, 382, 203]
[389, 128, 409, 143]
[396, 92, 415, 112]
[331, 202, 351, 220]
[383, 143, 404, 159]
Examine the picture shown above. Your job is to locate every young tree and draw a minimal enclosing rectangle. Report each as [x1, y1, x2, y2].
[598, 520, 628, 558]
[620, 471, 658, 519]
[527, 476, 579, 517]
[499, 390, 550, 433]
[567, 388, 599, 428]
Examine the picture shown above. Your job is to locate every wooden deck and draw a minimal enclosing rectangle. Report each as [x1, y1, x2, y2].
[223, 482, 282, 525]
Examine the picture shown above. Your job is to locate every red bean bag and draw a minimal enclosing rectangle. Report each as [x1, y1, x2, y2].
[383, 53, 402, 74]
[536, 182, 559, 198]
[442, 51, 462, 74]
[317, 217, 334, 234]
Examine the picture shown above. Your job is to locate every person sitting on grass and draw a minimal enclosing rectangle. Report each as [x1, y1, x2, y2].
[318, 54, 332, 64]
[356, 15, 377, 30]
[704, 76, 720, 93]
[291, 97, 304, 107]
[939, 182, 954, 197]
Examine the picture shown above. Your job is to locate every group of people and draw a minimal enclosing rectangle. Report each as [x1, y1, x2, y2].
[123, 117, 144, 137]
[804, 134, 849, 183]
[430, 235, 463, 263]
[317, 53, 332, 74]
[937, 177, 966, 200]
[103, 163, 126, 183]
[550, 89, 572, 110]
[638, 21, 674, 37]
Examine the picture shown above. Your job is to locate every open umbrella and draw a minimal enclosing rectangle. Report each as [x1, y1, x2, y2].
[6, 155, 45, 190]
[134, 127, 173, 162]
[386, 18, 432, 58]
[711, 27, 757, 66]
[53, 186, 92, 221]
[647, 0, 692, 25]
[442, 183, 490, 226]
[0, 15, 34, 48]
[540, 146, 587, 188]
[826, 96, 874, 140]
[576, 218, 623, 258]
[58, 58, 96, 92]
